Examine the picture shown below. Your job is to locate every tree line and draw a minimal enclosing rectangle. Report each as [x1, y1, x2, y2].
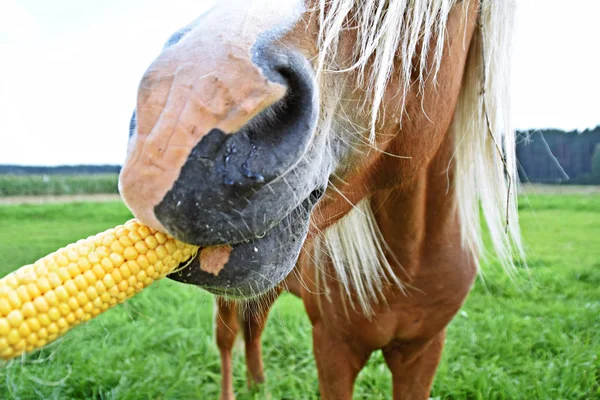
[0, 165, 121, 175]
[2, 126, 600, 185]
[517, 125, 600, 184]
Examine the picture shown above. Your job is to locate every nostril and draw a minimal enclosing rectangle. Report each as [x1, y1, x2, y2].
[246, 51, 315, 139]
[224, 47, 316, 182]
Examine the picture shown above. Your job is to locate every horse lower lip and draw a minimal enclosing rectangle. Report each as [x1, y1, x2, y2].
[167, 196, 314, 297]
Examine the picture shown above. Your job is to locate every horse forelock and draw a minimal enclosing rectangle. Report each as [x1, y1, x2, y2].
[311, 0, 524, 314]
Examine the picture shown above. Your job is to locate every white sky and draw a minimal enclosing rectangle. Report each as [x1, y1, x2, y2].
[0, 0, 598, 166]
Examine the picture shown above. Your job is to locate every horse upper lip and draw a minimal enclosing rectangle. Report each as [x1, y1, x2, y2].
[171, 192, 315, 248]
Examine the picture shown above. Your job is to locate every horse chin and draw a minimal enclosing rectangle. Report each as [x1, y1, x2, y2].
[167, 196, 314, 298]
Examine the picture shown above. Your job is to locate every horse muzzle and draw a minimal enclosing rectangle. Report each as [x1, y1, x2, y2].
[119, 38, 324, 296]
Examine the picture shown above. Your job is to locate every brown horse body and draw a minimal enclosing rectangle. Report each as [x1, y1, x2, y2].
[217, 5, 481, 399]
[118, 0, 520, 398]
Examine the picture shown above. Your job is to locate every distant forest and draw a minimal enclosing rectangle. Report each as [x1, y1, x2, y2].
[1, 126, 600, 185]
[0, 165, 120, 175]
[517, 125, 600, 184]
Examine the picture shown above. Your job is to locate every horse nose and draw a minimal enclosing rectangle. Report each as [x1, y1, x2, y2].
[120, 46, 318, 245]
[154, 48, 318, 245]
[215, 47, 318, 183]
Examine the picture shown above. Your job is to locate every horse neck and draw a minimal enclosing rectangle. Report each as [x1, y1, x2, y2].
[370, 128, 466, 278]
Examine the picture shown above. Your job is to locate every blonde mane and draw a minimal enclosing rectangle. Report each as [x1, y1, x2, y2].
[312, 0, 524, 315]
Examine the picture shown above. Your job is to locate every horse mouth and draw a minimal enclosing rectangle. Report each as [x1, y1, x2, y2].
[167, 190, 322, 298]
[122, 44, 324, 298]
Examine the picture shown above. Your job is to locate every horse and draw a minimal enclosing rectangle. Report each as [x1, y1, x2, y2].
[118, 0, 524, 398]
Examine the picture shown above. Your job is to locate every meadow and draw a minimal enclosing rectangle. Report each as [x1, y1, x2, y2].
[0, 175, 119, 197]
[0, 194, 598, 399]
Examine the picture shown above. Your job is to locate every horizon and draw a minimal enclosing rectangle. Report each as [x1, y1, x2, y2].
[2, 124, 599, 168]
[1, 0, 599, 166]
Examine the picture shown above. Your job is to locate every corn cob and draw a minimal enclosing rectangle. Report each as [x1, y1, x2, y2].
[0, 219, 198, 361]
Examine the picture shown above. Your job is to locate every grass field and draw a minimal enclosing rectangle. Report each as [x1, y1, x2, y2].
[0, 195, 598, 399]
[0, 174, 119, 197]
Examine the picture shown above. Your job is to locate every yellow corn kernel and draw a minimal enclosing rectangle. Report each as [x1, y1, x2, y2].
[110, 241, 125, 255]
[65, 313, 75, 324]
[7, 310, 24, 327]
[77, 257, 91, 272]
[135, 255, 148, 270]
[0, 299, 11, 316]
[76, 292, 88, 307]
[74, 309, 84, 321]
[134, 241, 148, 254]
[95, 281, 107, 295]
[58, 303, 71, 317]
[0, 219, 199, 360]
[66, 250, 79, 262]
[136, 271, 147, 283]
[103, 274, 116, 289]
[66, 263, 80, 279]
[74, 275, 88, 291]
[146, 266, 157, 280]
[16, 286, 31, 303]
[86, 287, 98, 301]
[27, 318, 40, 332]
[64, 280, 78, 296]
[124, 247, 138, 262]
[77, 243, 91, 257]
[111, 269, 123, 285]
[38, 314, 51, 327]
[18, 323, 31, 337]
[55, 286, 69, 302]
[7, 329, 20, 345]
[101, 258, 115, 273]
[155, 245, 168, 260]
[57, 318, 68, 330]
[0, 319, 9, 335]
[22, 302, 36, 318]
[7, 292, 22, 309]
[14, 339, 26, 352]
[165, 241, 178, 255]
[92, 264, 106, 280]
[38, 328, 48, 339]
[57, 268, 71, 284]
[145, 236, 158, 250]
[119, 264, 132, 280]
[137, 225, 151, 239]
[88, 251, 100, 265]
[27, 333, 38, 346]
[108, 286, 120, 298]
[36, 277, 52, 294]
[48, 273, 62, 289]
[25, 284, 41, 300]
[83, 270, 97, 286]
[67, 297, 79, 311]
[48, 308, 61, 322]
[47, 323, 59, 334]
[109, 253, 125, 269]
[117, 280, 129, 293]
[102, 234, 116, 247]
[43, 291, 58, 307]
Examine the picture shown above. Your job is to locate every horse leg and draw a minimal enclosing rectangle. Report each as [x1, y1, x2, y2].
[312, 325, 371, 400]
[215, 298, 240, 400]
[241, 289, 281, 389]
[382, 330, 446, 400]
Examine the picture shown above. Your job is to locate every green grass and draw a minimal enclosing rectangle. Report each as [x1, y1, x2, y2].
[0, 174, 119, 197]
[0, 195, 599, 399]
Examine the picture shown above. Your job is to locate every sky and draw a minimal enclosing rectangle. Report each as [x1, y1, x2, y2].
[0, 0, 599, 166]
